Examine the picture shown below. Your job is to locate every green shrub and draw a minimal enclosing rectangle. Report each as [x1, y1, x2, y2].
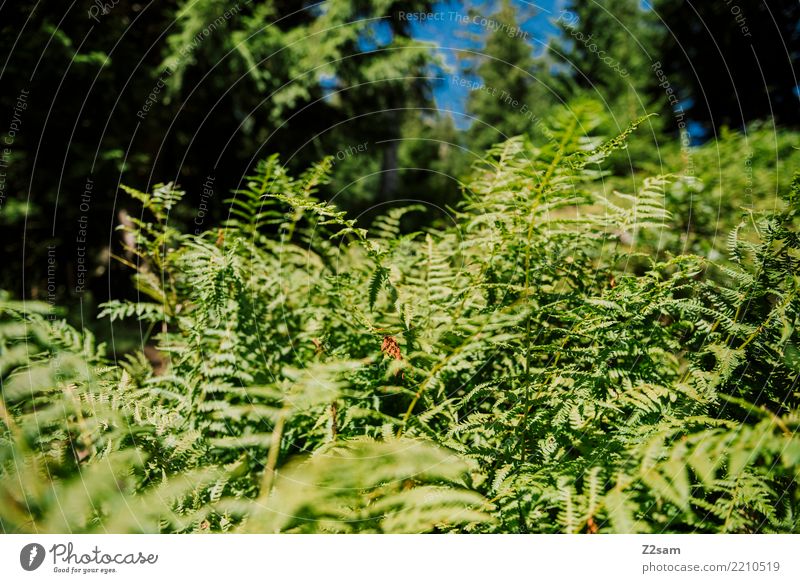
[2, 107, 799, 533]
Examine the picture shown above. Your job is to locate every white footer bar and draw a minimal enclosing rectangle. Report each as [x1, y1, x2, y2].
[1, 534, 797, 582]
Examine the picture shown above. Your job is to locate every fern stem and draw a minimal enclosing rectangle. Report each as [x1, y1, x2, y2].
[259, 411, 287, 499]
[519, 116, 579, 462]
[396, 293, 531, 435]
[0, 397, 20, 439]
[722, 476, 742, 532]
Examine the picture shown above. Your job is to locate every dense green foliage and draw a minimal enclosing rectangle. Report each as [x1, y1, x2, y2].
[3, 105, 799, 533]
[0, 0, 443, 307]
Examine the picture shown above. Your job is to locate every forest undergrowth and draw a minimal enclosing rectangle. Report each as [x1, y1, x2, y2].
[2, 104, 799, 533]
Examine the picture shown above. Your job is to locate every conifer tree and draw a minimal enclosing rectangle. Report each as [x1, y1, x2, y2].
[466, 0, 551, 151]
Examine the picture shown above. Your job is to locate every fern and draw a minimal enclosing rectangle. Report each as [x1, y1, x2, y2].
[4, 109, 800, 533]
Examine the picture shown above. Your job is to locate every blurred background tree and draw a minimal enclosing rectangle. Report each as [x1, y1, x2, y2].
[653, 0, 800, 132]
[545, 0, 666, 179]
[0, 0, 442, 322]
[549, 0, 663, 125]
[464, 0, 552, 152]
